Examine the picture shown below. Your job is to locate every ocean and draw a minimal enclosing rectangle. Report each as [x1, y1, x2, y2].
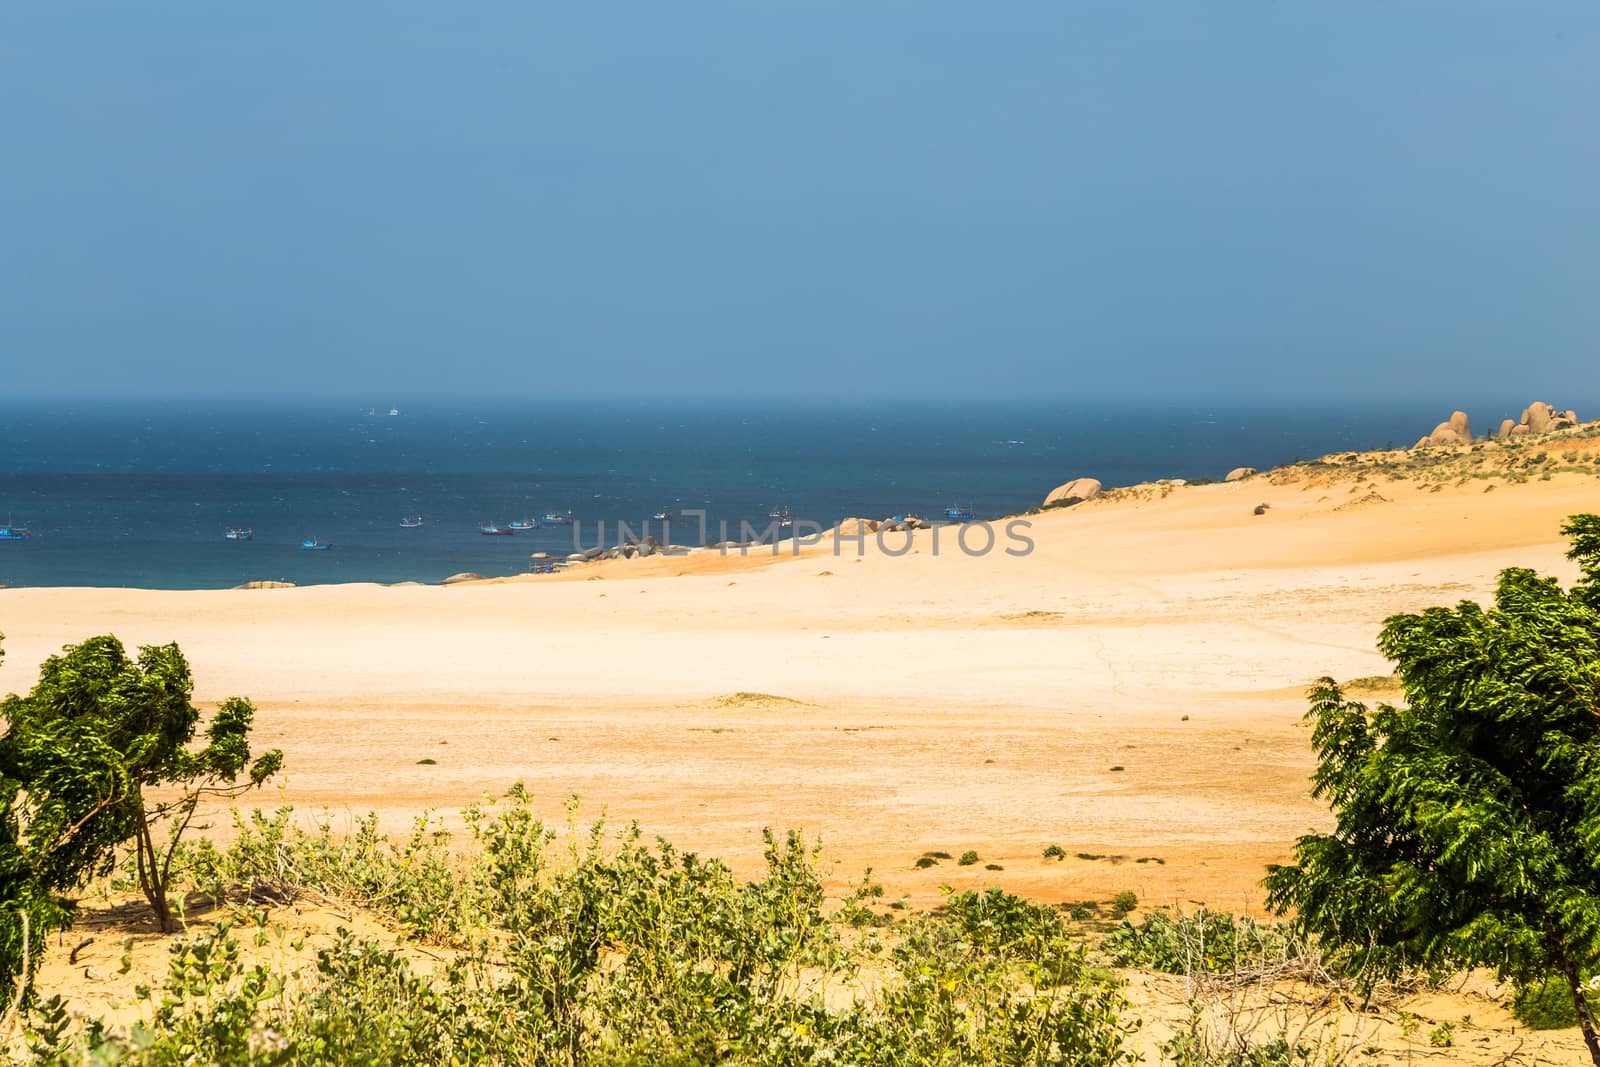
[0, 400, 1457, 589]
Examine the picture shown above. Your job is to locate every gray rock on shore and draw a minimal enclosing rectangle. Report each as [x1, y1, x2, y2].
[1224, 467, 1256, 482]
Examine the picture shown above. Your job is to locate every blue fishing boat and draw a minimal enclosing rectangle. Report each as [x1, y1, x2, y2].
[508, 518, 539, 530]
[301, 537, 333, 550]
[0, 522, 31, 541]
[479, 522, 514, 536]
[400, 516, 424, 528]
[943, 504, 976, 522]
[225, 527, 253, 541]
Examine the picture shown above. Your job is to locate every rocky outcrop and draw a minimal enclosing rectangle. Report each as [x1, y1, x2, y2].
[1415, 411, 1473, 449]
[1224, 467, 1256, 482]
[234, 580, 295, 589]
[441, 572, 487, 585]
[1497, 401, 1580, 439]
[1044, 477, 1102, 507]
[834, 517, 879, 536]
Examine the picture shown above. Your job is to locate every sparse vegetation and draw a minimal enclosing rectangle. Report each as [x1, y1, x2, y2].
[713, 691, 803, 707]
[12, 792, 1140, 1066]
[957, 850, 979, 866]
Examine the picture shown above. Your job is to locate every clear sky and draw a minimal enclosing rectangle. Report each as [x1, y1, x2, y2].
[2, 2, 1596, 404]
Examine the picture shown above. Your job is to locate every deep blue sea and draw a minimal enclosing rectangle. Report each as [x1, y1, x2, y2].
[0, 400, 1462, 589]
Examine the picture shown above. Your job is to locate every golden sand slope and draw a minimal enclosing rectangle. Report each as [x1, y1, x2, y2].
[0, 463, 1595, 910]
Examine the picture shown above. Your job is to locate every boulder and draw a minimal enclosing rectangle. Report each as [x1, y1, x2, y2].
[530, 551, 550, 560]
[834, 517, 878, 536]
[1412, 409, 1473, 449]
[1044, 477, 1103, 507]
[1509, 424, 1531, 438]
[233, 580, 295, 589]
[1525, 401, 1554, 434]
[441, 572, 486, 585]
[1224, 467, 1256, 482]
[1496, 418, 1515, 440]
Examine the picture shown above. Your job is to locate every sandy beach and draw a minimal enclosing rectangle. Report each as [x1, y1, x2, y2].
[2, 459, 1595, 909]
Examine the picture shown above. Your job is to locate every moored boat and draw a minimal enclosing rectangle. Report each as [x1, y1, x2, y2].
[768, 506, 793, 529]
[0, 522, 31, 541]
[225, 527, 254, 541]
[508, 518, 539, 530]
[542, 510, 575, 525]
[943, 504, 976, 522]
[300, 537, 333, 550]
[480, 522, 515, 536]
[400, 516, 424, 528]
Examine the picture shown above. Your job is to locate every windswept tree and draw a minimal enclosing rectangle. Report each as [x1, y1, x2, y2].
[1267, 515, 1600, 1064]
[1, 636, 281, 1009]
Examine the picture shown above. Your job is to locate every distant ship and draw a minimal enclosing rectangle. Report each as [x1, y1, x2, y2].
[300, 537, 333, 550]
[225, 527, 254, 541]
[943, 504, 976, 522]
[479, 522, 514, 536]
[366, 407, 401, 417]
[768, 506, 793, 529]
[652, 509, 676, 522]
[0, 522, 31, 541]
[400, 516, 424, 528]
[542, 510, 575, 525]
[508, 518, 540, 530]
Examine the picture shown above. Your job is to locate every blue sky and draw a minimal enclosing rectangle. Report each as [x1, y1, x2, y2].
[2, 2, 1596, 402]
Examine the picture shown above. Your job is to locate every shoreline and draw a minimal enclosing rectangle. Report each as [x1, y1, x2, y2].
[2, 429, 1597, 909]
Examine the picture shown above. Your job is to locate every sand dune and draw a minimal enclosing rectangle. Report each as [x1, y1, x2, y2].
[1, 462, 1595, 908]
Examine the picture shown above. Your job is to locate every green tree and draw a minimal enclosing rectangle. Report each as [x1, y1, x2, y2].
[1, 635, 281, 1000]
[1266, 515, 1600, 1064]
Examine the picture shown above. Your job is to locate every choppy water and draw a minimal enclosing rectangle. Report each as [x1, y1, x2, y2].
[0, 400, 1447, 588]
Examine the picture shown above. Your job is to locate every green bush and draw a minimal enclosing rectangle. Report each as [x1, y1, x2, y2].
[22, 792, 1140, 1066]
[957, 850, 979, 866]
[1110, 890, 1138, 918]
[1102, 908, 1293, 974]
[1510, 975, 1585, 1030]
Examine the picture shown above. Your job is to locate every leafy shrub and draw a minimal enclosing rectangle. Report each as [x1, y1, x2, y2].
[1510, 975, 1584, 1030]
[22, 794, 1140, 1066]
[1102, 909, 1294, 974]
[1266, 516, 1600, 1061]
[958, 850, 979, 866]
[1043, 844, 1066, 861]
[1110, 891, 1138, 918]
